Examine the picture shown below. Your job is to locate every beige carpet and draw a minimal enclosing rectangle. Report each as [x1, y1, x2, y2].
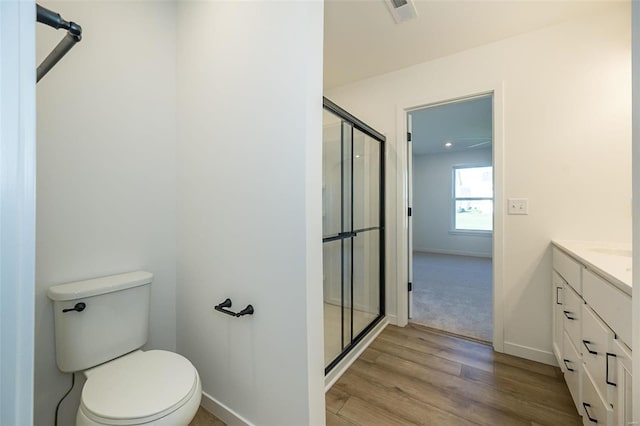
[411, 252, 492, 342]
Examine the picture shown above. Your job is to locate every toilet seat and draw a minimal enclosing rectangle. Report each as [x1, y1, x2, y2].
[79, 350, 198, 425]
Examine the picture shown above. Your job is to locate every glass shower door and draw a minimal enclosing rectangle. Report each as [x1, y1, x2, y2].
[322, 98, 385, 374]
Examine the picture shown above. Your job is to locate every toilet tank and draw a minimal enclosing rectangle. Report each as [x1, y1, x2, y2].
[47, 271, 153, 372]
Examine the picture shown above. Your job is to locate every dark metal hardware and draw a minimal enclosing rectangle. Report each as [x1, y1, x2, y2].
[339, 231, 357, 239]
[556, 287, 562, 305]
[563, 359, 575, 372]
[62, 302, 86, 313]
[606, 352, 617, 386]
[236, 305, 254, 316]
[214, 298, 254, 317]
[36, 4, 82, 83]
[408, 282, 412, 292]
[582, 402, 598, 423]
[322, 231, 360, 243]
[563, 310, 575, 320]
[583, 340, 598, 355]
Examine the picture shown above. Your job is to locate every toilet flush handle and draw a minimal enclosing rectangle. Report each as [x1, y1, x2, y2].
[62, 302, 86, 313]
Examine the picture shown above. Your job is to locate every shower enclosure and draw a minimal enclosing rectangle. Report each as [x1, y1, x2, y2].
[322, 98, 385, 374]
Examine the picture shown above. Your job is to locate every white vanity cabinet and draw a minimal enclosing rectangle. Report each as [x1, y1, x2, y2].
[552, 247, 584, 415]
[581, 304, 614, 425]
[611, 338, 632, 426]
[551, 243, 633, 426]
[551, 271, 565, 368]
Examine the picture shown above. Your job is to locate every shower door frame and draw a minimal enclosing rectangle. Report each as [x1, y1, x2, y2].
[322, 97, 385, 375]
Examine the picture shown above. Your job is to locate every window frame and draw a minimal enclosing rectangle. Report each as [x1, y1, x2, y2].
[450, 163, 493, 235]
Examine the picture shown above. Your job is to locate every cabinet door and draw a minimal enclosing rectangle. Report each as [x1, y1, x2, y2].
[582, 305, 615, 404]
[563, 283, 582, 352]
[611, 339, 632, 426]
[563, 330, 582, 413]
[582, 367, 613, 425]
[552, 271, 565, 368]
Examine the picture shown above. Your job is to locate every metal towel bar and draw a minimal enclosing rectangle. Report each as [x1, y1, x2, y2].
[215, 298, 254, 317]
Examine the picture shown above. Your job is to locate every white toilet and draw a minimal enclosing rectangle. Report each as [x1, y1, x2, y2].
[48, 271, 202, 426]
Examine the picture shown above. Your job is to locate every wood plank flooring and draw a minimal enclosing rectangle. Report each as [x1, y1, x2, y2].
[191, 323, 581, 425]
[189, 407, 226, 426]
[327, 323, 582, 426]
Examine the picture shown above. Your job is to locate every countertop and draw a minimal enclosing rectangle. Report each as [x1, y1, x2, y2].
[552, 240, 632, 296]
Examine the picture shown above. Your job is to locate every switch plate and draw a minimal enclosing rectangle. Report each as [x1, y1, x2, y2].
[508, 198, 528, 215]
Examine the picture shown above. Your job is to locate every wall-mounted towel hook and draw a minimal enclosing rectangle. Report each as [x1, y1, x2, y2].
[214, 298, 254, 317]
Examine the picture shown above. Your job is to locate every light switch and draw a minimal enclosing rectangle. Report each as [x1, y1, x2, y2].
[508, 198, 528, 215]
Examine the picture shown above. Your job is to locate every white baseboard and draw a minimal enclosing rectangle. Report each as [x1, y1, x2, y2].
[413, 247, 492, 258]
[325, 318, 389, 391]
[503, 341, 558, 366]
[386, 313, 398, 326]
[200, 391, 253, 426]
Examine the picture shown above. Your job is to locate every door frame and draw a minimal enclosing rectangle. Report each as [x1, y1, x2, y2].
[394, 84, 505, 352]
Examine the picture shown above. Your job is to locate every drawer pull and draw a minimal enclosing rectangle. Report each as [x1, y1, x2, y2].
[582, 402, 598, 423]
[606, 352, 617, 386]
[563, 310, 576, 320]
[562, 359, 575, 372]
[582, 340, 598, 355]
[556, 287, 562, 305]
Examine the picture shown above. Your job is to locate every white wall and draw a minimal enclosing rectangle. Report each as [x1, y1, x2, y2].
[35, 2, 177, 424]
[176, 2, 325, 425]
[632, 1, 640, 421]
[0, 2, 36, 425]
[326, 4, 631, 361]
[413, 149, 492, 257]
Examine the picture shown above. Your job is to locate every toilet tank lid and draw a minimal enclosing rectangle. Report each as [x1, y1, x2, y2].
[48, 271, 153, 301]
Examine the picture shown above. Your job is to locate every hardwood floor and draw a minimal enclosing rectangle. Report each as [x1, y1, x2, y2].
[189, 407, 226, 426]
[190, 323, 580, 425]
[326, 323, 582, 426]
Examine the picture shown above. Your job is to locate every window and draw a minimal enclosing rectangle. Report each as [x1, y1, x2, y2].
[453, 165, 493, 232]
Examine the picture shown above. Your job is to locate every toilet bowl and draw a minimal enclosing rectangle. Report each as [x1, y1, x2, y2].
[76, 350, 202, 426]
[48, 271, 202, 426]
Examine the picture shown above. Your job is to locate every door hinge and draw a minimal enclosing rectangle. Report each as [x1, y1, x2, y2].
[407, 132, 412, 142]
[408, 207, 412, 217]
[408, 282, 413, 292]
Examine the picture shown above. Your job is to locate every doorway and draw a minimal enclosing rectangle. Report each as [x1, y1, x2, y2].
[407, 95, 494, 342]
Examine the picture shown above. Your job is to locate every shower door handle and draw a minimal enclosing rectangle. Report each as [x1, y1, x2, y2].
[322, 231, 357, 243]
[338, 231, 357, 239]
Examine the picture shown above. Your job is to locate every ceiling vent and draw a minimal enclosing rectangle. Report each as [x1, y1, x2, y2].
[385, 0, 418, 24]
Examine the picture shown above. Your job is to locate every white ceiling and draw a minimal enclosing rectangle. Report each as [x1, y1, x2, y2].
[410, 95, 492, 155]
[324, 0, 620, 89]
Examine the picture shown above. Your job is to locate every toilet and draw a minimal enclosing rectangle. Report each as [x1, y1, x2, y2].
[48, 271, 202, 426]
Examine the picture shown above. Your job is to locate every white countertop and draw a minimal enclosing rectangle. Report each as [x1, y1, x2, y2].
[552, 240, 632, 296]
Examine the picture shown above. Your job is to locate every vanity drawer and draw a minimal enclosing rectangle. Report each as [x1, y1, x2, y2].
[583, 269, 632, 348]
[582, 367, 613, 425]
[553, 247, 582, 294]
[562, 330, 582, 412]
[563, 283, 582, 350]
[582, 304, 614, 403]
